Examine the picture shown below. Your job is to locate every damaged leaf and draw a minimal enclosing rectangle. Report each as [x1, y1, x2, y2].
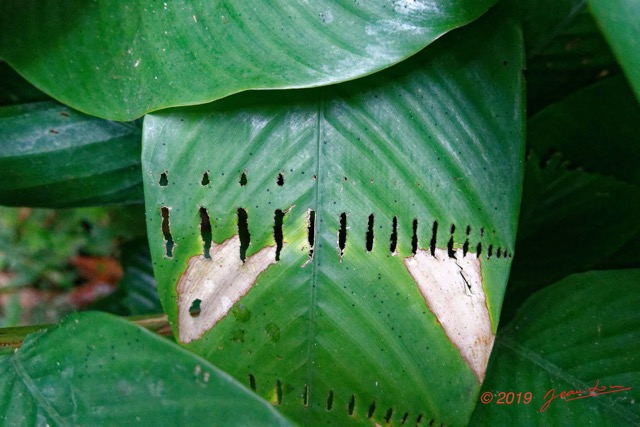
[143, 10, 524, 426]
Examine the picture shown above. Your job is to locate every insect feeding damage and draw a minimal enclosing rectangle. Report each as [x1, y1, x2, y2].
[404, 248, 495, 382]
[177, 235, 276, 343]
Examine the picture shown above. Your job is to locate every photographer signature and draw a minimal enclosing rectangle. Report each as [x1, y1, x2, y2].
[540, 379, 632, 412]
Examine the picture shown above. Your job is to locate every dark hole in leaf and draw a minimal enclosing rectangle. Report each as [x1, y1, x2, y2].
[326, 389, 334, 411]
[277, 172, 284, 186]
[447, 223, 456, 258]
[411, 219, 418, 255]
[303, 384, 309, 407]
[367, 400, 376, 419]
[189, 298, 201, 317]
[416, 414, 424, 425]
[401, 412, 409, 425]
[430, 221, 438, 256]
[476, 242, 483, 258]
[389, 216, 398, 254]
[159, 172, 168, 187]
[466, 225, 471, 235]
[274, 209, 284, 262]
[385, 408, 394, 424]
[160, 206, 174, 258]
[237, 208, 250, 262]
[480, 227, 485, 237]
[275, 380, 282, 405]
[201, 172, 210, 186]
[199, 207, 212, 259]
[248, 374, 256, 391]
[348, 394, 355, 416]
[308, 210, 316, 260]
[496, 247, 502, 258]
[338, 213, 347, 259]
[239, 171, 247, 186]
[487, 244, 494, 259]
[366, 214, 374, 252]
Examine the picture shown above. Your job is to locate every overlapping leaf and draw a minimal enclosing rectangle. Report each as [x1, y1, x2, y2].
[143, 10, 524, 426]
[0, 312, 294, 426]
[471, 270, 640, 425]
[0, 102, 143, 207]
[0, 0, 495, 120]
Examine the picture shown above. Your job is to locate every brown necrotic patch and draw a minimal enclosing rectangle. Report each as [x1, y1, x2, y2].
[403, 248, 495, 382]
[176, 235, 276, 343]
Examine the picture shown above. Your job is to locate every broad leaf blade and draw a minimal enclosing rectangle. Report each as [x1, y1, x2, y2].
[0, 311, 295, 426]
[143, 11, 524, 426]
[0, 0, 495, 120]
[0, 102, 143, 207]
[471, 270, 640, 425]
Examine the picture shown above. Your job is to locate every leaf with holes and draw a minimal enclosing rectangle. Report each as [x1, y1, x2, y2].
[471, 269, 640, 425]
[0, 101, 143, 207]
[0, 0, 496, 121]
[143, 10, 524, 426]
[0, 311, 295, 426]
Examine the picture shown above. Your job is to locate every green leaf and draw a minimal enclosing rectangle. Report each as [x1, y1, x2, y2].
[0, 102, 143, 207]
[588, 0, 640, 102]
[0, 311, 295, 426]
[0, 0, 495, 121]
[471, 270, 640, 425]
[143, 10, 524, 426]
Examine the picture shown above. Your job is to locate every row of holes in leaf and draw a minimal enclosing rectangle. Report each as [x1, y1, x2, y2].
[159, 171, 285, 187]
[247, 374, 440, 426]
[160, 207, 511, 262]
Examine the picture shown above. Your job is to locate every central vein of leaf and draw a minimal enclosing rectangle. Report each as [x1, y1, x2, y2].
[305, 97, 324, 409]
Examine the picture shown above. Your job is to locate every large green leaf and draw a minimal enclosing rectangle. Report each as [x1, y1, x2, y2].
[588, 0, 640, 102]
[0, 311, 294, 426]
[0, 101, 143, 207]
[143, 10, 524, 426]
[0, 0, 495, 121]
[471, 270, 640, 425]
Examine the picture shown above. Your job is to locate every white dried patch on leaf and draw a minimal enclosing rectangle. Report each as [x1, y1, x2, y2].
[404, 248, 495, 382]
[177, 235, 276, 343]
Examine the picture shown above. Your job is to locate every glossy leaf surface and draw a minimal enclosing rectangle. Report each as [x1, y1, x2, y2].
[0, 102, 143, 207]
[0, 311, 294, 426]
[143, 11, 524, 426]
[472, 270, 640, 425]
[0, 0, 495, 120]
